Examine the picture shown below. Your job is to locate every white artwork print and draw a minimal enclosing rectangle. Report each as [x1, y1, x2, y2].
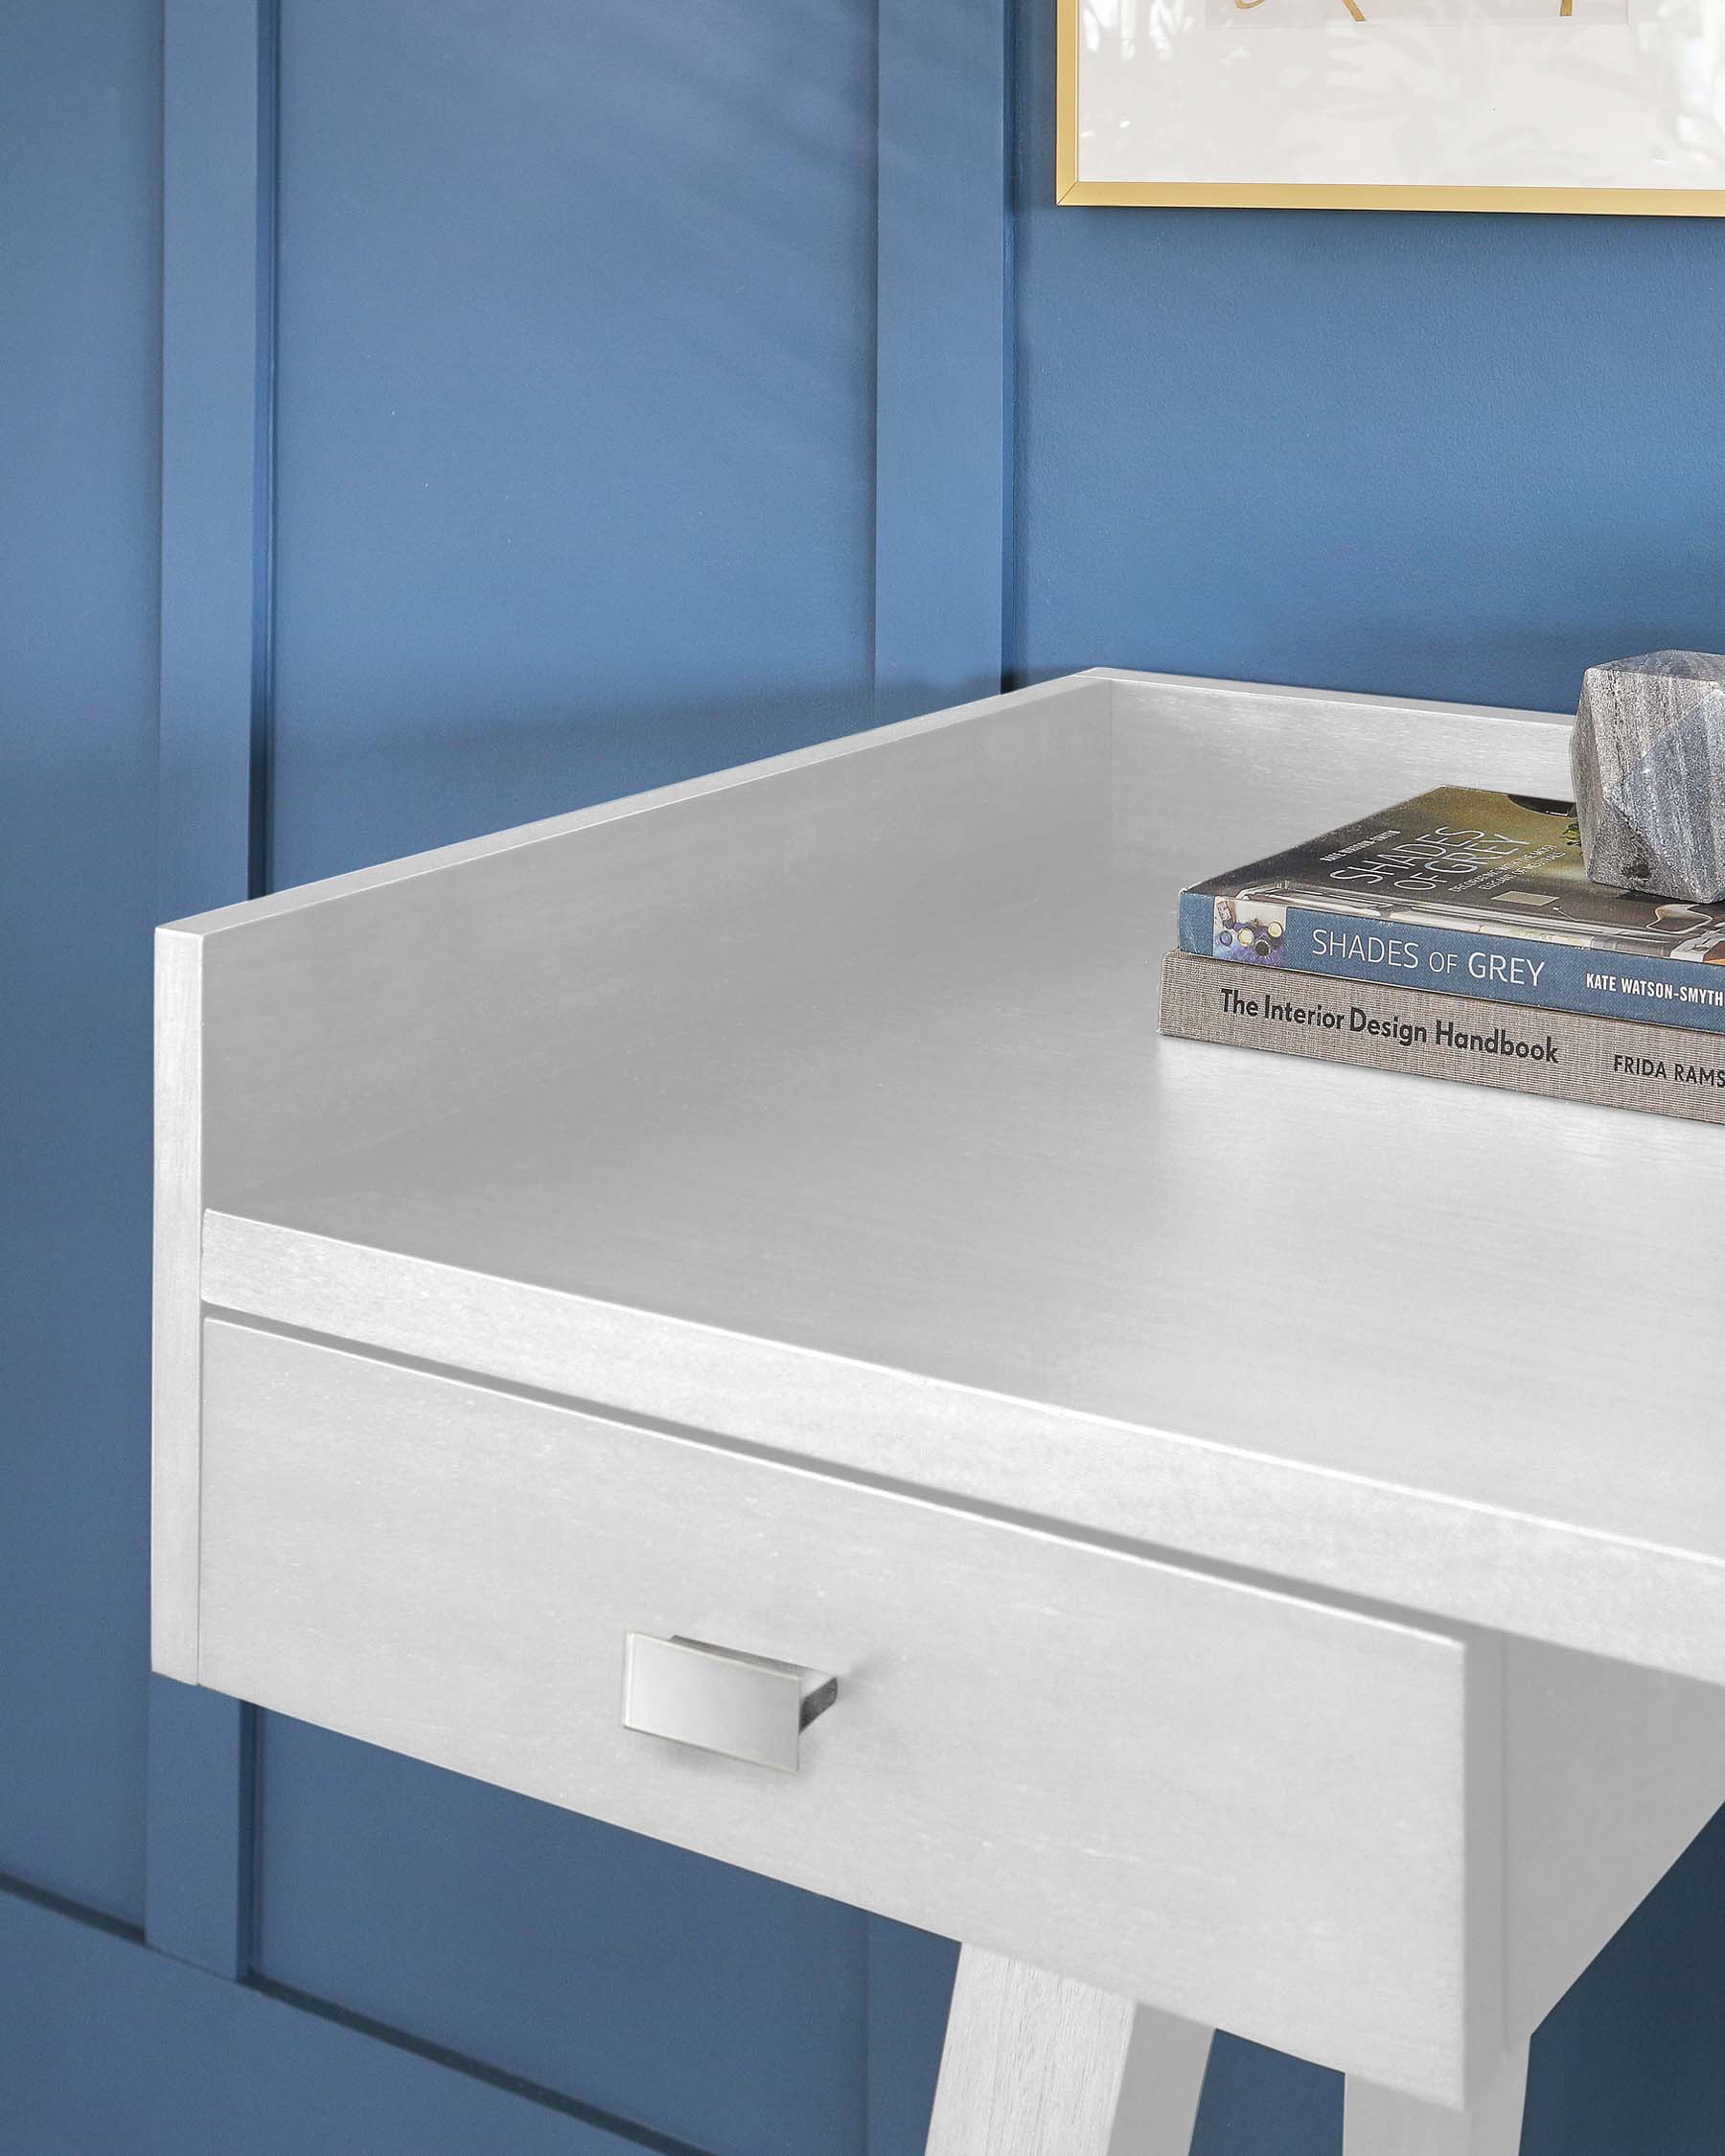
[1206, 0, 1623, 26]
[1078, 0, 1725, 194]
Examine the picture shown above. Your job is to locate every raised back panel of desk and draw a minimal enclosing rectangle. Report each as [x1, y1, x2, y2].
[1105, 670, 1572, 877]
[154, 675, 1112, 1672]
[181, 677, 1114, 1208]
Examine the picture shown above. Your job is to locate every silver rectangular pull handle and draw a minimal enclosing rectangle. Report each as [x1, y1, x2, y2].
[622, 1633, 838, 1773]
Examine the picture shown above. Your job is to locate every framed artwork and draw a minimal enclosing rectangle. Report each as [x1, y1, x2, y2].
[1057, 0, 1725, 211]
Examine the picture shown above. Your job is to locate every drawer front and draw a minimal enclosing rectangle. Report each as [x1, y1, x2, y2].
[198, 1319, 1481, 2101]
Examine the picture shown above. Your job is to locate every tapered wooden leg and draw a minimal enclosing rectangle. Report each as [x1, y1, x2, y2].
[926, 1947, 1213, 2156]
[1343, 2045, 1529, 2156]
[926, 1949, 1134, 2156]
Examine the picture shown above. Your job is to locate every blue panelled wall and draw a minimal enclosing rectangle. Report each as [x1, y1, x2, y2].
[6, 0, 1725, 2147]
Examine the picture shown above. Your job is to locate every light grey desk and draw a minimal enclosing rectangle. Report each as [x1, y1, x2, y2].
[153, 670, 1725, 2155]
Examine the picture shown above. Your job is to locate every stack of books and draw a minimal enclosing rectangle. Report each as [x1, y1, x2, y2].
[1159, 785, 1725, 1125]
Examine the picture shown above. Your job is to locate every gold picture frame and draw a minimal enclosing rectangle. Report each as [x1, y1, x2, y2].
[1055, 0, 1725, 213]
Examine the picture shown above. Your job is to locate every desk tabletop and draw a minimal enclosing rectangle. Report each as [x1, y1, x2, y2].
[182, 671, 1725, 1682]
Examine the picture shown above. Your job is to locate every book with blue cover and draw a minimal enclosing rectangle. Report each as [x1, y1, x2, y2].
[1177, 786, 1725, 1034]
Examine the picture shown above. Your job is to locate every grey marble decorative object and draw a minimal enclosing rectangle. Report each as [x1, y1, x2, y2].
[1572, 651, 1725, 903]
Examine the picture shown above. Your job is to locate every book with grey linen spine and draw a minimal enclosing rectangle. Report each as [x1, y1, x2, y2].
[1159, 952, 1725, 1127]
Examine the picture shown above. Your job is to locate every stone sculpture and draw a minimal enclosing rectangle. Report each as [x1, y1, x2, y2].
[1572, 651, 1725, 903]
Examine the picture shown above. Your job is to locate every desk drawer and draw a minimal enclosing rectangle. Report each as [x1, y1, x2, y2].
[198, 1319, 1487, 2102]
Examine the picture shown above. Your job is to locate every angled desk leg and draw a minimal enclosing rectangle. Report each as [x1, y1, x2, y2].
[926, 1947, 1213, 2156]
[1344, 2046, 1529, 2156]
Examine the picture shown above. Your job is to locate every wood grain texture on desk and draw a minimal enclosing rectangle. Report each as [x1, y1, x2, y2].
[196, 1317, 1483, 2101]
[924, 1953, 1138, 2156]
[170, 672, 1725, 1681]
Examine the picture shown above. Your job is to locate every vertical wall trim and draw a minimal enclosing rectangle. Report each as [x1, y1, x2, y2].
[249, 0, 281, 899]
[149, 0, 279, 1980]
[872, 0, 1013, 724]
[999, 0, 1020, 692]
[157, 0, 277, 921]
